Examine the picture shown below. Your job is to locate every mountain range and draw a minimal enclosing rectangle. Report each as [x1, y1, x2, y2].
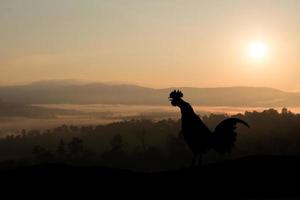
[0, 80, 300, 107]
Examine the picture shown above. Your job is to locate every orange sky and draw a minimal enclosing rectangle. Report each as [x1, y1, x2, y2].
[1, 0, 300, 91]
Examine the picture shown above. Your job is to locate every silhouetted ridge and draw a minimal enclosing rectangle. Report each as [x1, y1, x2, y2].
[1, 155, 300, 198]
[1, 80, 300, 106]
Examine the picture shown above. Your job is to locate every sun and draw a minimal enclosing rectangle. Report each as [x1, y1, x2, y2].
[247, 42, 268, 61]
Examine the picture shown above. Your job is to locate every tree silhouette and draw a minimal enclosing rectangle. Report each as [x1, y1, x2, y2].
[57, 139, 66, 161]
[68, 137, 84, 160]
[135, 129, 147, 152]
[101, 134, 126, 167]
[32, 145, 54, 163]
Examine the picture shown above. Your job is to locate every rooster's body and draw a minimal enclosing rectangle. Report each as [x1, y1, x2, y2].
[169, 90, 249, 166]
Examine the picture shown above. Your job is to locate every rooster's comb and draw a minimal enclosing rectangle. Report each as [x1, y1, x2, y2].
[169, 90, 183, 99]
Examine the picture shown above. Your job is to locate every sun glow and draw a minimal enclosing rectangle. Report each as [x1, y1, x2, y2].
[248, 42, 268, 61]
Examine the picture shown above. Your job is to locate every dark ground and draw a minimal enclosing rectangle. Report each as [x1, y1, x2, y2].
[1, 155, 300, 199]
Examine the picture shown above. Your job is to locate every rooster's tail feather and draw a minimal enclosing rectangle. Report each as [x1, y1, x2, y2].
[212, 118, 249, 154]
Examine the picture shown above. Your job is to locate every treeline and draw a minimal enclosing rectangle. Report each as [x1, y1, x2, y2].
[1, 108, 300, 171]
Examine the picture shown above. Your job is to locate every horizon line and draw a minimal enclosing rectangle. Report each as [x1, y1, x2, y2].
[0, 78, 297, 93]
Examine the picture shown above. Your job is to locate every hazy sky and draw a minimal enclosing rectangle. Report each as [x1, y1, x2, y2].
[1, 0, 300, 91]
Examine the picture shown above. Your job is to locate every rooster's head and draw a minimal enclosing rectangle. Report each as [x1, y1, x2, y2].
[169, 90, 183, 106]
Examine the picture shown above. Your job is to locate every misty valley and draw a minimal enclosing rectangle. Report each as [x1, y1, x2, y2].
[1, 102, 300, 135]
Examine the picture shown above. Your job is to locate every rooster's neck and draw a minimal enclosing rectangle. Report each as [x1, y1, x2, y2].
[177, 99, 196, 117]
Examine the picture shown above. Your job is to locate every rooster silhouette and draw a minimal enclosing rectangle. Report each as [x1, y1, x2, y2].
[169, 90, 249, 166]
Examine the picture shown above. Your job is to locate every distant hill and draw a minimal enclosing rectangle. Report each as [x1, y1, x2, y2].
[1, 80, 300, 107]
